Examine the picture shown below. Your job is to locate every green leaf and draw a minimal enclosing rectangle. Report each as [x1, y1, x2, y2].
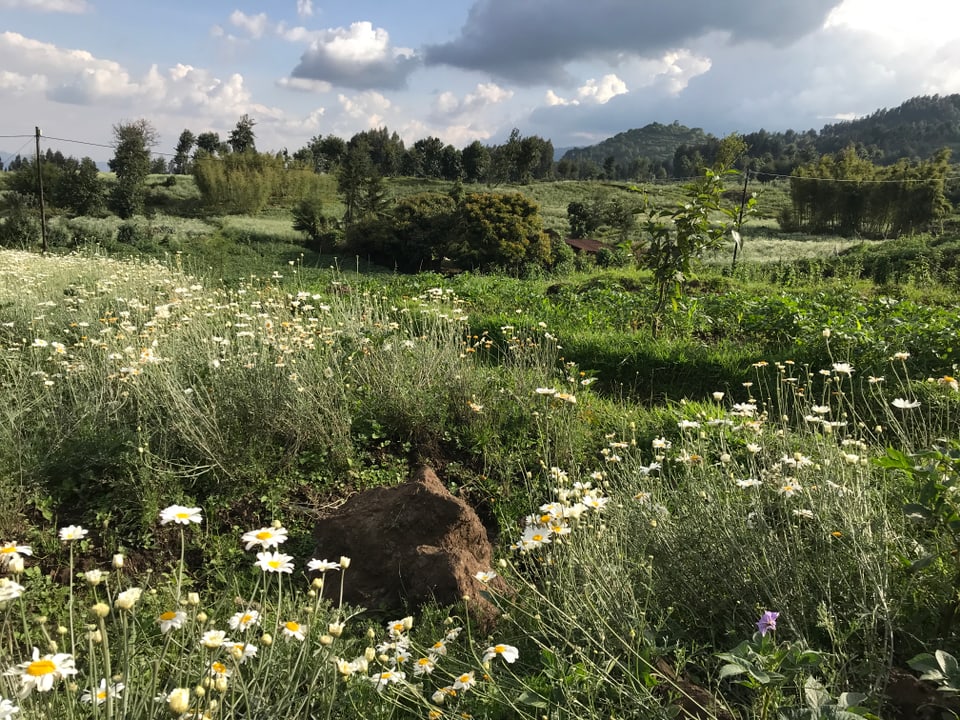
[516, 690, 548, 709]
[804, 676, 831, 708]
[874, 447, 914, 471]
[718, 663, 748, 680]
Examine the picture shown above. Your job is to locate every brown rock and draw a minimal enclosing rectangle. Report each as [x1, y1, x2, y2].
[312, 466, 506, 624]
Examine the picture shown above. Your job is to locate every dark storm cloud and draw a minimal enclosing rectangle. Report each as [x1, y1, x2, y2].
[425, 0, 844, 85]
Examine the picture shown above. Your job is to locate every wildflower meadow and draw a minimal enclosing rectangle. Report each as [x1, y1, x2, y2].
[0, 247, 959, 718]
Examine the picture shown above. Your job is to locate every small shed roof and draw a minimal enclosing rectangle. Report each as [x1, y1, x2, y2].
[563, 237, 605, 253]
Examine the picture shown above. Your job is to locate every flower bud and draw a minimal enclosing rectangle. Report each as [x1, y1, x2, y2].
[260, 633, 273, 647]
[8, 556, 24, 575]
[319, 634, 333, 646]
[338, 556, 351, 569]
[167, 688, 190, 714]
[112, 554, 125, 569]
[90, 602, 110, 618]
[187, 592, 200, 606]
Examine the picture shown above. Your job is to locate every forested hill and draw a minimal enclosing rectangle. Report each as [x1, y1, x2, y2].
[560, 94, 960, 179]
[817, 94, 960, 161]
[559, 122, 709, 173]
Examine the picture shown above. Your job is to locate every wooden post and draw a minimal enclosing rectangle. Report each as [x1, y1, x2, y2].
[35, 127, 48, 254]
[730, 170, 749, 272]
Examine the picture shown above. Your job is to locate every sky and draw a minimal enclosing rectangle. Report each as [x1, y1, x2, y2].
[2, 0, 960, 162]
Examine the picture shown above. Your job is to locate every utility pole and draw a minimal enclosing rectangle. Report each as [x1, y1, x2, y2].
[35, 126, 48, 254]
[730, 170, 750, 272]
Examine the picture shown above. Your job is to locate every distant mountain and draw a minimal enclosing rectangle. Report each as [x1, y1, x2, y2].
[561, 121, 710, 167]
[561, 95, 960, 180]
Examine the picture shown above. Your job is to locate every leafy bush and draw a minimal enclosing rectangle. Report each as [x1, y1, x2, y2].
[0, 193, 40, 248]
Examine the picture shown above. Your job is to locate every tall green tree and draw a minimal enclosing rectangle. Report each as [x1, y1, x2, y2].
[54, 157, 104, 216]
[461, 141, 490, 183]
[337, 139, 386, 224]
[195, 131, 221, 158]
[228, 114, 257, 154]
[172, 130, 196, 174]
[108, 119, 158, 218]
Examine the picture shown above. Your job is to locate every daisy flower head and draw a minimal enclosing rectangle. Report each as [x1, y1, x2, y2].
[281, 620, 306, 641]
[200, 629, 228, 649]
[114, 587, 142, 610]
[159, 505, 202, 526]
[0, 698, 17, 718]
[227, 642, 258, 663]
[0, 542, 32, 563]
[208, 660, 231, 679]
[778, 481, 802, 498]
[474, 570, 497, 583]
[891, 398, 921, 409]
[81, 678, 124, 705]
[453, 671, 477, 691]
[367, 670, 405, 691]
[157, 610, 187, 633]
[241, 526, 288, 551]
[255, 551, 294, 574]
[831, 362, 854, 376]
[483, 643, 519, 664]
[229, 610, 260, 631]
[58, 525, 88, 542]
[6, 647, 78, 696]
[413, 656, 435, 676]
[0, 579, 25, 604]
[306, 558, 340, 573]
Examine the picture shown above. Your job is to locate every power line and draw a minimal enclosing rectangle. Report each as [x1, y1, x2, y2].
[41, 135, 177, 158]
[0, 134, 33, 139]
[754, 170, 960, 184]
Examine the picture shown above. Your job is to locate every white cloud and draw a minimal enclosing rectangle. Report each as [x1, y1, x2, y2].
[545, 89, 572, 107]
[277, 76, 332, 93]
[0, 0, 88, 12]
[0, 31, 285, 134]
[575, 74, 627, 104]
[337, 90, 392, 123]
[296, 0, 313, 19]
[291, 21, 420, 90]
[229, 10, 269, 40]
[432, 82, 513, 117]
[546, 74, 627, 107]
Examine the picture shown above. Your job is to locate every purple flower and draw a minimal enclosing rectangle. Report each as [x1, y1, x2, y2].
[757, 611, 779, 636]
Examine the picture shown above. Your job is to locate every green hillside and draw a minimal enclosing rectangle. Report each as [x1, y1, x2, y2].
[560, 121, 710, 166]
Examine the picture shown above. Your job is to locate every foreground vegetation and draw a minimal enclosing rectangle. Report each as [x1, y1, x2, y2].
[0, 241, 959, 718]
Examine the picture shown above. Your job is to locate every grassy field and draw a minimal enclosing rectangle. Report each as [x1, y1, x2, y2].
[0, 172, 959, 718]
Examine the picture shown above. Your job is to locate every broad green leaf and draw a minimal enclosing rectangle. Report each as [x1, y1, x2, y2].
[718, 663, 747, 680]
[516, 690, 548, 709]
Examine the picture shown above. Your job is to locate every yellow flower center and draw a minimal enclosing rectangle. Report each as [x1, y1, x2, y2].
[417, 658, 431, 666]
[532, 534, 543, 542]
[494, 645, 506, 654]
[284, 621, 300, 632]
[268, 560, 281, 569]
[97, 690, 107, 700]
[255, 531, 272, 540]
[175, 512, 191, 520]
[27, 659, 56, 677]
[241, 614, 253, 624]
[1, 546, 15, 554]
[159, 611, 177, 622]
[211, 662, 226, 674]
